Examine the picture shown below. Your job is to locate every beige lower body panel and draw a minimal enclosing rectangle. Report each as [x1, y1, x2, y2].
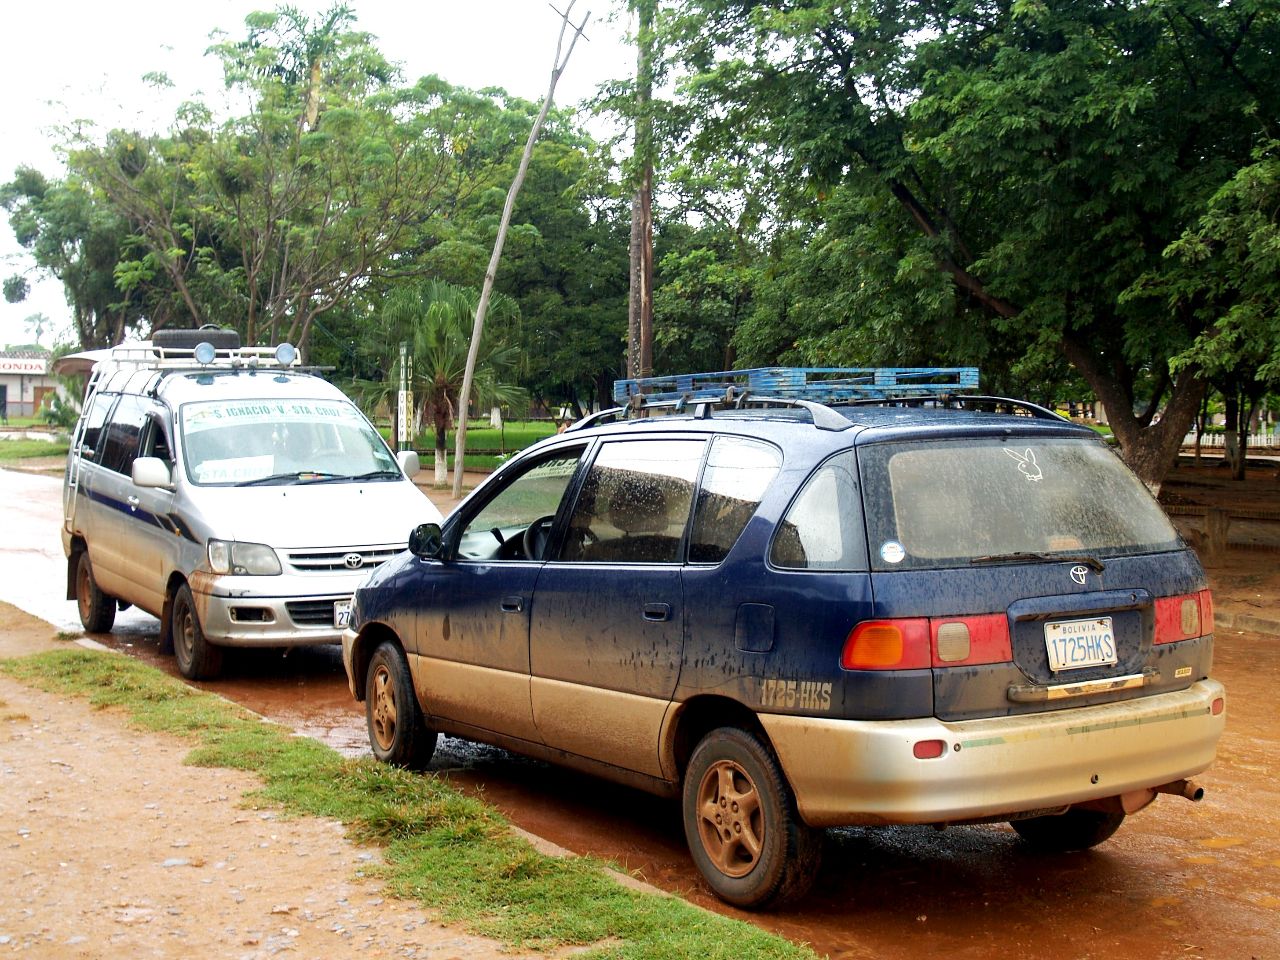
[411, 655, 538, 743]
[530, 676, 667, 778]
[762, 680, 1226, 827]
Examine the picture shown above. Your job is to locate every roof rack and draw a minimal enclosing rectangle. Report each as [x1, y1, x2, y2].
[94, 340, 302, 375]
[568, 393, 856, 432]
[846, 394, 1069, 422]
[613, 366, 979, 405]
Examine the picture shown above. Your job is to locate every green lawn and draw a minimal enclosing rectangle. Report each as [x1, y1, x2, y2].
[0, 439, 69, 461]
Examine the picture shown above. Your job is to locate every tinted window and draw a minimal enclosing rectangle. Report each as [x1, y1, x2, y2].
[859, 437, 1181, 571]
[770, 449, 866, 570]
[689, 436, 782, 563]
[98, 394, 150, 476]
[559, 439, 706, 564]
[77, 391, 115, 461]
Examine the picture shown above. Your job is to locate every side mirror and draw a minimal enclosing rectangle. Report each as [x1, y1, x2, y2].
[132, 456, 174, 490]
[397, 449, 421, 478]
[408, 522, 444, 559]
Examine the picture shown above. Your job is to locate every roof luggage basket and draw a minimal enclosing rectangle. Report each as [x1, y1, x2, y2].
[613, 366, 980, 405]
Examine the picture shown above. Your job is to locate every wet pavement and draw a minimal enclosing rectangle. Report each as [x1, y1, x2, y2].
[3, 467, 1278, 959]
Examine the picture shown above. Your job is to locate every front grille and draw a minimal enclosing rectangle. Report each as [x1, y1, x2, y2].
[286, 599, 342, 626]
[285, 544, 404, 573]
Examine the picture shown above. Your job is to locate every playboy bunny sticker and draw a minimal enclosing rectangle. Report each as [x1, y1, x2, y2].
[1004, 447, 1043, 482]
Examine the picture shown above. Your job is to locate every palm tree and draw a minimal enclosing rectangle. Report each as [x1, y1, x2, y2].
[359, 280, 524, 484]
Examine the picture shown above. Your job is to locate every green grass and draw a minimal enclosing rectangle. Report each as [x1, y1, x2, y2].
[0, 439, 69, 460]
[0, 649, 814, 959]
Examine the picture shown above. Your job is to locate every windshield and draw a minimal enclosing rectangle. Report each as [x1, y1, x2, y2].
[860, 436, 1181, 571]
[180, 398, 398, 486]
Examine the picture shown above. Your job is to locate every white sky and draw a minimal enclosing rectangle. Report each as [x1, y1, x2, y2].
[0, 0, 630, 350]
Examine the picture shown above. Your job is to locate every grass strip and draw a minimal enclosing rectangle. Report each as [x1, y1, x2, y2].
[0, 439, 69, 460]
[1, 649, 815, 959]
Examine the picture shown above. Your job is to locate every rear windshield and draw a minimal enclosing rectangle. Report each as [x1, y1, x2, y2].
[180, 398, 397, 485]
[859, 437, 1181, 571]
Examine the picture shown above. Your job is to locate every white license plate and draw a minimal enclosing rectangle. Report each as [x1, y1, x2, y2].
[1044, 617, 1117, 672]
[333, 600, 352, 629]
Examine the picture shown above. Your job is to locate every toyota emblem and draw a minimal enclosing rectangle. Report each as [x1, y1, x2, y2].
[1069, 565, 1089, 585]
[343, 553, 365, 570]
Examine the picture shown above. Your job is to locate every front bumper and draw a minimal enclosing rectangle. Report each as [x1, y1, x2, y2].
[761, 679, 1226, 827]
[190, 571, 362, 646]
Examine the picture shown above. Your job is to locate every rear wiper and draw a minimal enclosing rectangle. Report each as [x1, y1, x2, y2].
[304, 469, 402, 484]
[969, 552, 1105, 573]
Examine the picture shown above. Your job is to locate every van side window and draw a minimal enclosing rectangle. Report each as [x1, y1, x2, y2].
[77, 392, 115, 461]
[141, 411, 173, 464]
[689, 436, 782, 564]
[770, 450, 867, 571]
[559, 439, 706, 564]
[98, 394, 151, 476]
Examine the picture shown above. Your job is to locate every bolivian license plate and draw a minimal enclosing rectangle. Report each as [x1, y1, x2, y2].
[1044, 617, 1117, 672]
[333, 599, 352, 629]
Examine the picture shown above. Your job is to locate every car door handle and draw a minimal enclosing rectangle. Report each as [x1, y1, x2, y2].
[500, 596, 524, 613]
[643, 602, 672, 622]
[127, 496, 140, 509]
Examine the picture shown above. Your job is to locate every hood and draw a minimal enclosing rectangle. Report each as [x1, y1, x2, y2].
[184, 478, 441, 549]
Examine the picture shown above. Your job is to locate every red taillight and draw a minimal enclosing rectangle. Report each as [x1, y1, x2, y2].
[1155, 592, 1208, 644]
[842, 619, 931, 670]
[930, 614, 1012, 666]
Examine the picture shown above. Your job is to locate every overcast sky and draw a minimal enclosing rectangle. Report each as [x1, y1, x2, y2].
[0, 0, 630, 349]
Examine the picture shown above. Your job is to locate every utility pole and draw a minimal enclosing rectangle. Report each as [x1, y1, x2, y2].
[452, 1, 590, 499]
[627, 0, 655, 380]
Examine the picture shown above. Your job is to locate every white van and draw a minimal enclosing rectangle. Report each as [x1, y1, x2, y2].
[60, 328, 442, 679]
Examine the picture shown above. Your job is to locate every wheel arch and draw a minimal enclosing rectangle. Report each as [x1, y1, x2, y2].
[665, 694, 771, 781]
[65, 536, 87, 600]
[349, 621, 406, 703]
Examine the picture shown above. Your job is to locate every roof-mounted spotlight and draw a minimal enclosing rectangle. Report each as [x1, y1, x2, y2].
[275, 343, 297, 367]
[194, 341, 217, 365]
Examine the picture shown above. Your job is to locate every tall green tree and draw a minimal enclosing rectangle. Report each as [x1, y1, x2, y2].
[662, 0, 1280, 487]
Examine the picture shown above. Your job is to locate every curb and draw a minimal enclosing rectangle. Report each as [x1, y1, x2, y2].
[1216, 610, 1280, 637]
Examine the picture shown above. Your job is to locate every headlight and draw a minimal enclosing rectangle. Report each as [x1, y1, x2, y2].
[207, 539, 282, 576]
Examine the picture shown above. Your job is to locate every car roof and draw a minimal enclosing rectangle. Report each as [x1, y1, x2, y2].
[562, 402, 1097, 453]
[94, 367, 345, 406]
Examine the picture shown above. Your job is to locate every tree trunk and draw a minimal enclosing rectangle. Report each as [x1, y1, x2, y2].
[1223, 391, 1240, 477]
[434, 420, 448, 486]
[1062, 335, 1205, 495]
[627, 0, 655, 380]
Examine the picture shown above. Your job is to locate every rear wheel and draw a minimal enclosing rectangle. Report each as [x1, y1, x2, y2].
[682, 726, 823, 909]
[75, 552, 116, 633]
[365, 642, 436, 769]
[171, 584, 224, 680]
[1010, 808, 1126, 851]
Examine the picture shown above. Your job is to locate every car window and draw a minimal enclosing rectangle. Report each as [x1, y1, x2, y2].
[558, 438, 706, 564]
[859, 437, 1181, 570]
[77, 391, 115, 461]
[456, 449, 585, 560]
[689, 436, 782, 564]
[97, 394, 151, 476]
[770, 449, 867, 570]
[180, 397, 397, 484]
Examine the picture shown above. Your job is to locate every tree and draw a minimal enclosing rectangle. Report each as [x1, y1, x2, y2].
[360, 280, 524, 484]
[661, 0, 1280, 488]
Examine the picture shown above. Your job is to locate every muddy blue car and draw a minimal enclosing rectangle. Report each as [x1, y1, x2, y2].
[342, 368, 1225, 909]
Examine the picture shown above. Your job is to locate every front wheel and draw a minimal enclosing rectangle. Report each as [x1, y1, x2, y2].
[365, 642, 436, 769]
[75, 552, 116, 633]
[682, 726, 823, 909]
[171, 584, 223, 680]
[1010, 808, 1126, 851]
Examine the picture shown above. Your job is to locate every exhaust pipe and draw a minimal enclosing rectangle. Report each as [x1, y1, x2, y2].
[1155, 778, 1205, 802]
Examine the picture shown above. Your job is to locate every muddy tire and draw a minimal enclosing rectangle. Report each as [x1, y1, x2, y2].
[75, 552, 116, 633]
[1010, 808, 1126, 851]
[682, 726, 823, 910]
[365, 642, 436, 770]
[171, 583, 223, 680]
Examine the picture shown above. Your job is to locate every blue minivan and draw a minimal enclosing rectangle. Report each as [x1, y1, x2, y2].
[342, 369, 1225, 909]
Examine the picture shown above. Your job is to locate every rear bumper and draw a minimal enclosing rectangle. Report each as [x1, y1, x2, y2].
[761, 680, 1225, 827]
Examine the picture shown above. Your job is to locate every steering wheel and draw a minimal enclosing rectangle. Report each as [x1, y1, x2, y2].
[522, 515, 557, 561]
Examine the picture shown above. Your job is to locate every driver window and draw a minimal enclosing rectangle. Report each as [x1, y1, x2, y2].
[455, 448, 584, 561]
